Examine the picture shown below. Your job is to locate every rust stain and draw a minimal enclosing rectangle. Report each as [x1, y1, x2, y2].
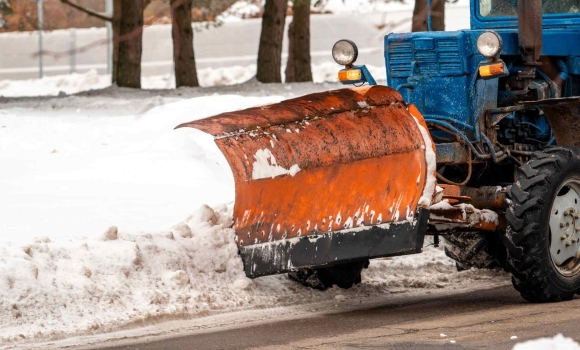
[178, 86, 430, 247]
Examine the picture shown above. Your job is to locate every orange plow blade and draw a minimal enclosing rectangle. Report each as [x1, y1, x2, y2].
[177, 86, 436, 277]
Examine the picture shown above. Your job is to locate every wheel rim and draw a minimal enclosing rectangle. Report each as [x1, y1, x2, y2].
[549, 177, 580, 276]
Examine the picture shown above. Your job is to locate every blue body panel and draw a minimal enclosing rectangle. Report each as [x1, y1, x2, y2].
[470, 1, 580, 30]
[384, 3, 580, 143]
[385, 30, 497, 140]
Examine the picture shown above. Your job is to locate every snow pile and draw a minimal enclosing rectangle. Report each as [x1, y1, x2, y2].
[0, 207, 508, 342]
[322, 0, 469, 15]
[218, 0, 262, 21]
[0, 205, 243, 341]
[0, 88, 509, 344]
[0, 63, 386, 98]
[0, 93, 508, 343]
[513, 334, 580, 350]
[218, 0, 470, 18]
[0, 95, 286, 241]
[0, 66, 256, 97]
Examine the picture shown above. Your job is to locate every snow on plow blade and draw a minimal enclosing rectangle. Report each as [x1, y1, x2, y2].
[177, 86, 434, 278]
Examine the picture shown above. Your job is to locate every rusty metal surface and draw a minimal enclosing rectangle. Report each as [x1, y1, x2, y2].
[488, 97, 580, 148]
[517, 0, 543, 64]
[178, 86, 431, 247]
[462, 186, 508, 210]
[176, 86, 403, 137]
[436, 143, 470, 165]
[439, 184, 461, 197]
[429, 205, 505, 232]
[542, 103, 580, 148]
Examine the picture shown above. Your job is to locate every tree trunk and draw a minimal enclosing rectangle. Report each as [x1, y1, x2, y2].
[115, 0, 143, 88]
[171, 0, 199, 87]
[412, 0, 445, 32]
[285, 21, 295, 82]
[285, 0, 312, 83]
[256, 0, 287, 83]
[112, 0, 121, 84]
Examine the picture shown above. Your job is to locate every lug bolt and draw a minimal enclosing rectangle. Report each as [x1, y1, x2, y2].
[575, 214, 579, 219]
[561, 222, 566, 228]
[571, 208, 576, 214]
[566, 241, 572, 247]
[564, 211, 569, 216]
[562, 233, 568, 240]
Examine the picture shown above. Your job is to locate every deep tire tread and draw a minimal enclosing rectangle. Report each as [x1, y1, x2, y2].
[288, 260, 367, 291]
[444, 232, 506, 271]
[506, 146, 580, 303]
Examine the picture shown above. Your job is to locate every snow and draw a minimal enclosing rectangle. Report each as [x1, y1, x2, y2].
[0, 2, 488, 340]
[251, 148, 301, 180]
[0, 94, 285, 241]
[409, 108, 437, 208]
[0, 63, 387, 98]
[0, 84, 510, 345]
[513, 334, 580, 350]
[314, 0, 469, 16]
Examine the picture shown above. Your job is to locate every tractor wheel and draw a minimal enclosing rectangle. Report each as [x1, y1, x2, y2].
[505, 146, 580, 302]
[444, 232, 506, 271]
[288, 260, 368, 290]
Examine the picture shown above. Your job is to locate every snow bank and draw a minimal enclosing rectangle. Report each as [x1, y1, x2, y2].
[217, 0, 470, 19]
[0, 205, 242, 341]
[0, 203, 507, 342]
[514, 334, 580, 350]
[321, 0, 469, 15]
[0, 94, 287, 242]
[0, 63, 386, 98]
[0, 84, 508, 345]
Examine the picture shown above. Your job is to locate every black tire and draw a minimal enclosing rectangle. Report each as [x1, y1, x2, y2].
[288, 260, 368, 290]
[444, 231, 507, 271]
[505, 146, 580, 302]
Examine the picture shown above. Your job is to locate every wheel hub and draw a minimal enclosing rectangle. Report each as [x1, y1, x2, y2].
[549, 180, 580, 275]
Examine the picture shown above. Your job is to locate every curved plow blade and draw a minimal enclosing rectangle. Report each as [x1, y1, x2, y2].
[178, 86, 435, 277]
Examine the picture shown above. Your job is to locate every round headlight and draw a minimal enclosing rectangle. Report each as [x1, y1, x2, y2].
[477, 31, 503, 58]
[332, 39, 359, 66]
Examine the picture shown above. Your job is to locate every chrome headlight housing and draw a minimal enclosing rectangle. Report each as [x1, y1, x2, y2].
[332, 39, 359, 66]
[477, 31, 503, 58]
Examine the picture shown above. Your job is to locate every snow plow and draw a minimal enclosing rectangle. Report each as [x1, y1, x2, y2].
[178, 87, 434, 278]
[180, 0, 580, 302]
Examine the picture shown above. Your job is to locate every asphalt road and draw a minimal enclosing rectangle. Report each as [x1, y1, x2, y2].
[82, 285, 580, 350]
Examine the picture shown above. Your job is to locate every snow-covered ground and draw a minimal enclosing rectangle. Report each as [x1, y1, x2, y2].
[514, 334, 580, 350]
[0, 63, 386, 97]
[0, 0, 483, 344]
[0, 81, 510, 347]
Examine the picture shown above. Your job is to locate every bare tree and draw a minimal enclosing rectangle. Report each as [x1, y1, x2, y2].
[0, 0, 105, 32]
[256, 0, 287, 83]
[412, 0, 445, 32]
[60, 0, 147, 88]
[115, 0, 144, 88]
[171, 0, 199, 87]
[285, 0, 312, 83]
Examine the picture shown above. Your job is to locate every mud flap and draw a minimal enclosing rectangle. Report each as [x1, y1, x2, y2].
[521, 97, 580, 147]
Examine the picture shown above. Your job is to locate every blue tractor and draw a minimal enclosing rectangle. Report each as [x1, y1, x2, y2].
[180, 0, 580, 302]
